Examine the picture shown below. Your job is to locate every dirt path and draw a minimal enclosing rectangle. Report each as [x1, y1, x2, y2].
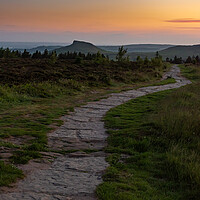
[0, 65, 191, 200]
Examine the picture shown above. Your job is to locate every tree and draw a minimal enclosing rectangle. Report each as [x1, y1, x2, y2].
[42, 49, 49, 58]
[14, 50, 21, 58]
[173, 56, 182, 64]
[185, 56, 192, 63]
[116, 46, 128, 62]
[144, 57, 150, 67]
[151, 56, 163, 68]
[32, 50, 42, 59]
[195, 56, 200, 64]
[174, 56, 178, 63]
[3, 48, 10, 58]
[136, 56, 144, 68]
[50, 51, 57, 64]
[22, 49, 31, 58]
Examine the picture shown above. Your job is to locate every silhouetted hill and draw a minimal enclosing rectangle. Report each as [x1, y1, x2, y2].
[99, 44, 174, 53]
[55, 40, 106, 54]
[159, 45, 200, 59]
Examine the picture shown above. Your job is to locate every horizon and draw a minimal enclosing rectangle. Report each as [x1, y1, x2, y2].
[1, 40, 200, 47]
[1, 0, 200, 45]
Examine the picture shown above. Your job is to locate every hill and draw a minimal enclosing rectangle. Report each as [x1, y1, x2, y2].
[159, 45, 200, 59]
[126, 44, 200, 60]
[99, 44, 174, 53]
[127, 52, 156, 60]
[55, 40, 106, 54]
[0, 42, 68, 50]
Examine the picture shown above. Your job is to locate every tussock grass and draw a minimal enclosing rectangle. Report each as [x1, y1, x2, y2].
[152, 83, 200, 192]
[97, 65, 200, 199]
[179, 64, 200, 83]
[0, 161, 23, 186]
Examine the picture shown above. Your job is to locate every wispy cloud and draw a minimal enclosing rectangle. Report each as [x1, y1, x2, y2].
[175, 27, 200, 30]
[165, 18, 200, 23]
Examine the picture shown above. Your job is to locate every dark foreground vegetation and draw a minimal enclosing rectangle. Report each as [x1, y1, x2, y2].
[97, 64, 200, 199]
[0, 47, 169, 186]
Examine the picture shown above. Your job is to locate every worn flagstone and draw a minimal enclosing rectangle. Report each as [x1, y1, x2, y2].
[0, 65, 191, 200]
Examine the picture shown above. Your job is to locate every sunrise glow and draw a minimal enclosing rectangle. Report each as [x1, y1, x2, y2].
[1, 0, 200, 44]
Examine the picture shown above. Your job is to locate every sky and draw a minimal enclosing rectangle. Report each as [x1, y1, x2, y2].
[0, 0, 200, 45]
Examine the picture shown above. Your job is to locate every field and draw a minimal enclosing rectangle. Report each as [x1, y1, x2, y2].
[97, 64, 200, 199]
[0, 57, 169, 186]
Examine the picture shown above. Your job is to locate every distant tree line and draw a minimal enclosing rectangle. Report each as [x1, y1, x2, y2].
[166, 55, 200, 65]
[1, 47, 200, 66]
[0, 46, 166, 72]
[185, 56, 200, 64]
[0, 48, 22, 59]
[0, 47, 109, 61]
[134, 51, 163, 68]
[58, 51, 108, 61]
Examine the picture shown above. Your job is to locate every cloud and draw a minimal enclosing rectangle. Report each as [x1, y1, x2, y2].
[175, 27, 200, 30]
[165, 18, 200, 23]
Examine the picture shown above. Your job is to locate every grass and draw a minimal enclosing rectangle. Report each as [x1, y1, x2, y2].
[0, 58, 170, 186]
[97, 64, 200, 200]
[150, 77, 176, 86]
[179, 64, 200, 83]
[0, 161, 23, 186]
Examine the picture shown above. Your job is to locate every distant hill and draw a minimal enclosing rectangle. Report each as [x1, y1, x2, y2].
[4, 40, 200, 61]
[127, 44, 200, 60]
[55, 40, 106, 54]
[159, 45, 200, 59]
[99, 44, 174, 53]
[0, 42, 68, 50]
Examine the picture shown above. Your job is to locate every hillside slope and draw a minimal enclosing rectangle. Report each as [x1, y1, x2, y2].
[159, 45, 200, 59]
[99, 44, 174, 53]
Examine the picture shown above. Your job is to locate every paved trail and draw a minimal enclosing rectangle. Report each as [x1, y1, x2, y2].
[0, 66, 191, 200]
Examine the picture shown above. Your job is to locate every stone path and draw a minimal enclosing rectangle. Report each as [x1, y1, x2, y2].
[0, 65, 191, 200]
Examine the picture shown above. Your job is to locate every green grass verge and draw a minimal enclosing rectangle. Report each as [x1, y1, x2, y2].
[97, 67, 200, 199]
[150, 77, 176, 86]
[179, 64, 200, 83]
[0, 161, 23, 186]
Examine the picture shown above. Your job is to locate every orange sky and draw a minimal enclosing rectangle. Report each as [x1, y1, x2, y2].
[0, 0, 200, 44]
